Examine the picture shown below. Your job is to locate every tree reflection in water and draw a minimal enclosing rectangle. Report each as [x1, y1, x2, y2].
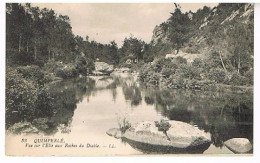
[48, 75, 254, 149]
[141, 88, 253, 148]
[7, 74, 253, 151]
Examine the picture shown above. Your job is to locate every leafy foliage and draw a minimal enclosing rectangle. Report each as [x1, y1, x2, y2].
[118, 117, 131, 134]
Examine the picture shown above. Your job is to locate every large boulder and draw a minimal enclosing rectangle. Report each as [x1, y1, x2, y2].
[224, 138, 253, 154]
[122, 121, 211, 154]
[94, 62, 114, 75]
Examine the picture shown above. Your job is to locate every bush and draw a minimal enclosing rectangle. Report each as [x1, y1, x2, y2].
[155, 119, 171, 140]
[177, 64, 201, 80]
[192, 58, 206, 69]
[35, 87, 55, 117]
[185, 46, 200, 54]
[207, 68, 226, 83]
[6, 68, 38, 126]
[161, 67, 176, 78]
[152, 58, 172, 73]
[229, 73, 249, 86]
[75, 56, 95, 75]
[118, 117, 131, 134]
[175, 56, 187, 64]
[244, 69, 253, 85]
[43, 60, 62, 73]
[55, 64, 78, 79]
[6, 67, 58, 128]
[17, 65, 46, 85]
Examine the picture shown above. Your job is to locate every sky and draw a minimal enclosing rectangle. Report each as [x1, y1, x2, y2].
[32, 3, 217, 47]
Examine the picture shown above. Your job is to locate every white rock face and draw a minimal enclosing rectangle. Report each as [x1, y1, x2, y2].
[165, 51, 203, 64]
[224, 138, 253, 154]
[122, 121, 211, 153]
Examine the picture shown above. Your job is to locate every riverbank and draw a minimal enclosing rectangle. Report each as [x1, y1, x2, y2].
[135, 57, 253, 91]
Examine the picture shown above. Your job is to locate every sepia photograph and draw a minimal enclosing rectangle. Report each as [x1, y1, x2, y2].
[4, 2, 254, 156]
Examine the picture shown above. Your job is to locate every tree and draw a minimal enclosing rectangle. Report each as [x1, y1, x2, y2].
[109, 40, 119, 65]
[227, 21, 254, 74]
[41, 8, 56, 61]
[119, 36, 144, 63]
[168, 4, 191, 53]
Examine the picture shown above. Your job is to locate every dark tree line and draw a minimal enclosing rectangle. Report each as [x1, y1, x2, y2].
[6, 3, 120, 67]
[6, 3, 75, 65]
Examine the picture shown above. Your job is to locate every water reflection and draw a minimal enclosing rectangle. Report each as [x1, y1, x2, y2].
[142, 89, 253, 148]
[113, 74, 253, 149]
[6, 73, 253, 153]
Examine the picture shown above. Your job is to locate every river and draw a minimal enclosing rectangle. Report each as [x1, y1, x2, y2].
[6, 72, 253, 156]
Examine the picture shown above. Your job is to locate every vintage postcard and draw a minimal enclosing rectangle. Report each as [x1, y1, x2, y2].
[5, 3, 254, 156]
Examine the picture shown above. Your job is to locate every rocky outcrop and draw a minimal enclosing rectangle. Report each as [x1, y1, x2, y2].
[150, 4, 253, 55]
[94, 62, 114, 75]
[121, 121, 211, 154]
[224, 138, 253, 154]
[151, 24, 169, 46]
[165, 50, 203, 64]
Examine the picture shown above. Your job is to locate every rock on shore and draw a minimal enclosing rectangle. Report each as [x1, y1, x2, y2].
[107, 120, 211, 154]
[224, 138, 253, 154]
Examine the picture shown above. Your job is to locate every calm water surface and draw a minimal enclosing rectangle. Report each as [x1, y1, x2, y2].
[8, 72, 253, 155]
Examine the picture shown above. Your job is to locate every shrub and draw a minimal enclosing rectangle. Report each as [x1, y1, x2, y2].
[177, 64, 201, 80]
[185, 46, 200, 54]
[17, 65, 46, 85]
[153, 58, 171, 73]
[175, 56, 187, 64]
[161, 67, 176, 78]
[6, 68, 38, 125]
[118, 117, 131, 134]
[43, 60, 62, 73]
[55, 64, 78, 79]
[229, 73, 249, 86]
[192, 58, 206, 69]
[149, 72, 161, 86]
[35, 87, 55, 117]
[207, 68, 226, 83]
[244, 69, 253, 85]
[155, 119, 171, 140]
[75, 56, 95, 75]
[6, 67, 56, 127]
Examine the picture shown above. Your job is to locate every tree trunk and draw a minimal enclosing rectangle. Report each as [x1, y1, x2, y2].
[18, 34, 22, 53]
[219, 50, 227, 72]
[237, 55, 241, 74]
[34, 40, 37, 60]
[26, 40, 29, 53]
[48, 49, 51, 61]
